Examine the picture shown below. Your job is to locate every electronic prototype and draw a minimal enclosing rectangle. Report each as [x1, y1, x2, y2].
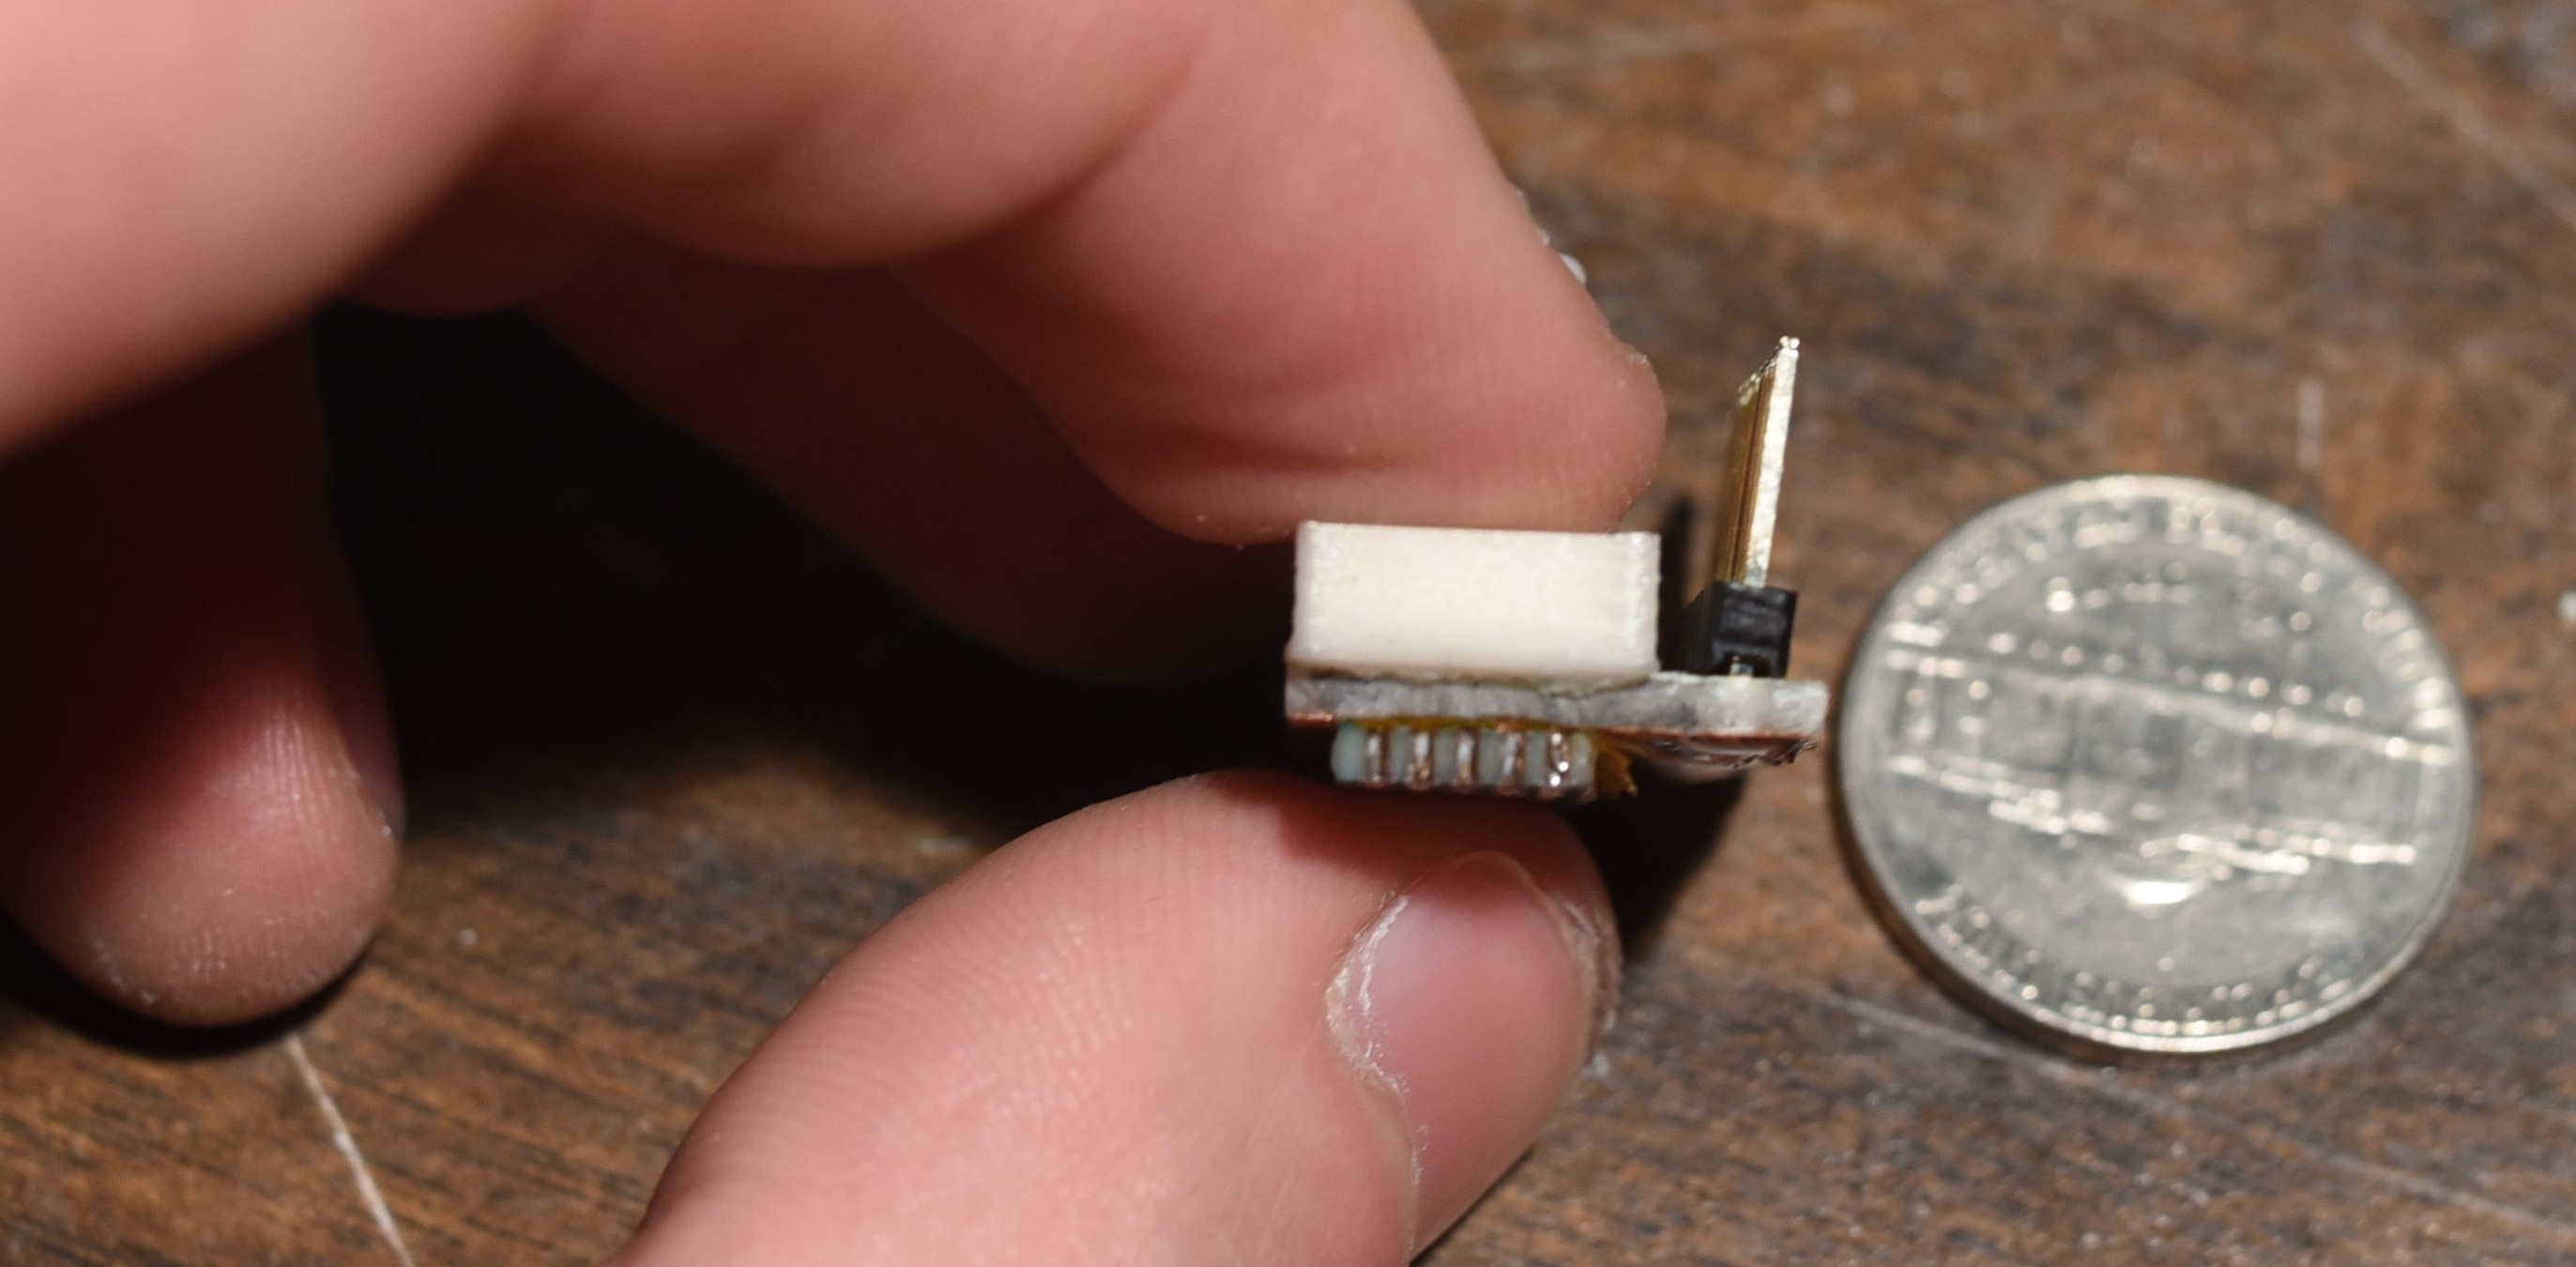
[1284, 339, 1829, 801]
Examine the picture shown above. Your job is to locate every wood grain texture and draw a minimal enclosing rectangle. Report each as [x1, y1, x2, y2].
[7, 0, 2575, 1261]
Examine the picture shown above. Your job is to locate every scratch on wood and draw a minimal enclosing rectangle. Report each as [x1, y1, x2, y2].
[2354, 17, 2576, 237]
[1808, 990, 2576, 1245]
[284, 1035, 418, 1267]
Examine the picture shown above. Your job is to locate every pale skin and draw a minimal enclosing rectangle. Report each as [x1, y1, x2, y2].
[0, 0, 1667, 1259]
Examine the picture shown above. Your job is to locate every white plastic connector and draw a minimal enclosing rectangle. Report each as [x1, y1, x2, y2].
[1287, 523, 1660, 687]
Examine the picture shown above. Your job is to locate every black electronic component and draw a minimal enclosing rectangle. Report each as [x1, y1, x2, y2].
[1676, 578, 1797, 678]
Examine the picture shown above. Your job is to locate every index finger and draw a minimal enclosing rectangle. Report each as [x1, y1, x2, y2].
[884, 0, 1669, 540]
[3, 0, 1662, 538]
[506, 0, 1665, 539]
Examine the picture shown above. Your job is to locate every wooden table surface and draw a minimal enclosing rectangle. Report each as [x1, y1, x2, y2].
[8, 0, 2576, 1261]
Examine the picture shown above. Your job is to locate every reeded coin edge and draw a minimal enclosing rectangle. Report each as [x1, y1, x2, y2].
[1833, 474, 2479, 1059]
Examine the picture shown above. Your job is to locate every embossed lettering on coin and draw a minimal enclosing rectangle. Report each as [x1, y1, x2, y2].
[1838, 476, 2474, 1056]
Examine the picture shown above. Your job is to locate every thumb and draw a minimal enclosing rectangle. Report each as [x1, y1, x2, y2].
[611, 772, 1618, 1264]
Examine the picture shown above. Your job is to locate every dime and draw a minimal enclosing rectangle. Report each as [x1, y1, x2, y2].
[1837, 476, 2475, 1057]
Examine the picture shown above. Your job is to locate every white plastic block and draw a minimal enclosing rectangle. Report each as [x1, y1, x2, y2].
[1288, 522, 1660, 686]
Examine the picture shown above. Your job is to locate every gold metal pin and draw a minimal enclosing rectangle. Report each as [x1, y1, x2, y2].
[1699, 336, 1800, 590]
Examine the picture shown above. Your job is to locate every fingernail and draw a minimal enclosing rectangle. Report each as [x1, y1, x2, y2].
[1327, 852, 1618, 1246]
[1510, 183, 1593, 286]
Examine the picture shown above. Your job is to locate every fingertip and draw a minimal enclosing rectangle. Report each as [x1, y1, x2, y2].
[74, 605, 403, 1027]
[934, 0, 1670, 542]
[1328, 847, 1614, 1245]
[916, 178, 1672, 542]
[560, 0, 1678, 542]
[0, 344, 404, 1027]
[39, 705, 401, 1028]
[617, 771, 1617, 1262]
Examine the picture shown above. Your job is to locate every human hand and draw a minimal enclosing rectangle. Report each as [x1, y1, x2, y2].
[0, 0, 1663, 1258]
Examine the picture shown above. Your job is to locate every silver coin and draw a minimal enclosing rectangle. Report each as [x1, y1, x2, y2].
[1837, 475, 2475, 1057]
